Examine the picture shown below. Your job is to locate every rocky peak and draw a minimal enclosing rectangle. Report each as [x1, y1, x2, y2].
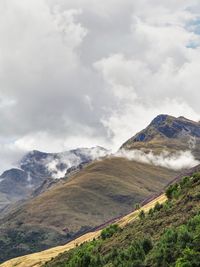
[140, 114, 200, 140]
[149, 114, 169, 127]
[121, 114, 200, 153]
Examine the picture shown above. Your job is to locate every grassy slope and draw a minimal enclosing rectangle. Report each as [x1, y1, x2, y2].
[0, 157, 177, 263]
[43, 172, 200, 267]
[0, 194, 167, 267]
[1, 158, 176, 232]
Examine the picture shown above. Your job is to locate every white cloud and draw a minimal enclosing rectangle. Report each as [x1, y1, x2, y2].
[117, 149, 199, 170]
[0, 141, 26, 174]
[96, 52, 200, 149]
[0, 0, 200, 170]
[44, 146, 110, 178]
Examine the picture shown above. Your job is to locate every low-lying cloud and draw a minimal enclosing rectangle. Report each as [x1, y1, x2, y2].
[45, 147, 109, 178]
[117, 149, 199, 170]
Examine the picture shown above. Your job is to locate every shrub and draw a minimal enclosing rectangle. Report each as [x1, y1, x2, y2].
[175, 248, 200, 267]
[193, 193, 200, 200]
[148, 208, 154, 217]
[180, 176, 191, 189]
[139, 210, 145, 220]
[135, 203, 141, 210]
[153, 202, 163, 212]
[163, 200, 172, 211]
[141, 238, 153, 254]
[166, 183, 180, 199]
[101, 224, 121, 240]
[192, 172, 200, 183]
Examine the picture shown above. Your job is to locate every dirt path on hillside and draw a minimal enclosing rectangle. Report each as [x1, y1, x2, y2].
[0, 194, 167, 267]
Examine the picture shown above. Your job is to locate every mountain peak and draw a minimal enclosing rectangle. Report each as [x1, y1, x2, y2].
[121, 114, 200, 156]
[150, 114, 171, 126]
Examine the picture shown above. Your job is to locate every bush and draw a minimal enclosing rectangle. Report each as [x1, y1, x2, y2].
[153, 202, 163, 212]
[163, 200, 172, 211]
[175, 248, 200, 267]
[139, 210, 145, 220]
[146, 214, 200, 267]
[180, 176, 191, 189]
[135, 203, 141, 210]
[141, 238, 153, 254]
[148, 208, 154, 217]
[193, 193, 200, 200]
[101, 224, 121, 240]
[166, 183, 180, 199]
[192, 172, 200, 183]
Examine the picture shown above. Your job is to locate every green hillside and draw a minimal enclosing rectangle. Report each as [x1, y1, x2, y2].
[44, 172, 200, 267]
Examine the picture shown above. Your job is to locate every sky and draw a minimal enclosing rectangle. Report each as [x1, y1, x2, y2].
[0, 0, 200, 172]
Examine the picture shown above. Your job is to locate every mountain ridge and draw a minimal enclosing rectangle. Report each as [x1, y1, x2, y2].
[1, 114, 200, 263]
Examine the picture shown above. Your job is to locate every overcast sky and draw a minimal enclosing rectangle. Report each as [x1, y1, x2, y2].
[0, 0, 200, 171]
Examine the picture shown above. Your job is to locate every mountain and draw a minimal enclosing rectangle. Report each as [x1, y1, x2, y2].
[20, 146, 109, 180]
[1, 114, 200, 263]
[0, 146, 109, 211]
[121, 114, 200, 159]
[2, 168, 200, 267]
[0, 158, 177, 263]
[0, 169, 31, 212]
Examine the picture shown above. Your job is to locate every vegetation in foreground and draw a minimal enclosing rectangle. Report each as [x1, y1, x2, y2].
[44, 173, 200, 267]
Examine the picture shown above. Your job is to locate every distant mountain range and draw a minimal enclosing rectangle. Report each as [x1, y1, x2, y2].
[0, 146, 109, 211]
[1, 114, 200, 264]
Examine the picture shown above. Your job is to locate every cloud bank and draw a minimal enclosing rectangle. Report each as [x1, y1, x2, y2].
[0, 0, 200, 171]
[117, 149, 199, 170]
[44, 147, 109, 178]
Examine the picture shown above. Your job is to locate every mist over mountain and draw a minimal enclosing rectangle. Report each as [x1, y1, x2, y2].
[20, 146, 109, 180]
[0, 146, 109, 211]
[1, 114, 200, 214]
[118, 114, 200, 169]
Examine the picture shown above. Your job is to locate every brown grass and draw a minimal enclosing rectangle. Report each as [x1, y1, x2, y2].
[0, 194, 167, 267]
[2, 157, 176, 233]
